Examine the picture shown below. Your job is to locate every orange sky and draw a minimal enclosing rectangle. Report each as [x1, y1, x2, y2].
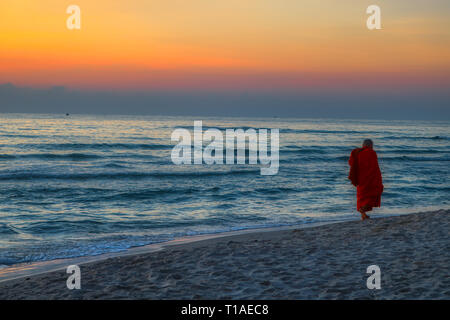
[1, 0, 449, 91]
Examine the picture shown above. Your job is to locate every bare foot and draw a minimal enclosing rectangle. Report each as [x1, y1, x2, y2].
[360, 212, 370, 221]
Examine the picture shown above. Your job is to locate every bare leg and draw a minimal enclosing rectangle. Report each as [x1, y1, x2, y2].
[358, 207, 371, 221]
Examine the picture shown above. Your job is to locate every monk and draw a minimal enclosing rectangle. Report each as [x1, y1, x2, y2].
[348, 139, 384, 221]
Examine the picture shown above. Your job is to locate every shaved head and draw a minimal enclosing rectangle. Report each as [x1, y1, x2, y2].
[363, 139, 373, 148]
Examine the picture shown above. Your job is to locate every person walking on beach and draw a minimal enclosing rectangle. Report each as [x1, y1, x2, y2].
[348, 139, 384, 221]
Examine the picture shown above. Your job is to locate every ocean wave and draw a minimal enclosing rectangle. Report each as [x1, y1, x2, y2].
[0, 154, 16, 159]
[279, 154, 450, 164]
[7, 143, 173, 151]
[281, 146, 327, 154]
[174, 125, 272, 132]
[0, 223, 20, 235]
[281, 145, 450, 155]
[384, 135, 448, 141]
[97, 186, 222, 201]
[380, 156, 450, 162]
[103, 162, 127, 168]
[0, 169, 261, 181]
[173, 125, 381, 135]
[332, 154, 450, 162]
[0, 153, 169, 163]
[254, 187, 298, 194]
[19, 219, 106, 234]
[379, 149, 450, 154]
[0, 153, 101, 160]
[0, 134, 41, 138]
[0, 258, 18, 266]
[281, 129, 381, 135]
[253, 186, 327, 194]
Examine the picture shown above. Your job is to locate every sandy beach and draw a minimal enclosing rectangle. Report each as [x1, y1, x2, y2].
[0, 209, 448, 300]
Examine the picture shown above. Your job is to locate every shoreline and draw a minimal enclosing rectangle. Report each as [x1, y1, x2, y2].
[0, 206, 444, 283]
[0, 209, 448, 299]
[0, 219, 346, 283]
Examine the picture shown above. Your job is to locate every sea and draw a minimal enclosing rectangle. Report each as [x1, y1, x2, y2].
[0, 113, 449, 267]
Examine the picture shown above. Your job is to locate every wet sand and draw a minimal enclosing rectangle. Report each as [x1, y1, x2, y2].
[0, 209, 448, 299]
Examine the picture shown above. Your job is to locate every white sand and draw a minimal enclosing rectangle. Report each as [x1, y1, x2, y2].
[0, 209, 448, 299]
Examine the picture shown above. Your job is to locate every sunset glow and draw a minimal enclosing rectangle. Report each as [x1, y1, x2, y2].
[1, 0, 449, 91]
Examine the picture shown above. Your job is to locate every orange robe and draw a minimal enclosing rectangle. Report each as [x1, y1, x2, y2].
[348, 146, 383, 211]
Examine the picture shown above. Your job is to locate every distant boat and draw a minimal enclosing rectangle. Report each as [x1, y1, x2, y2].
[66, 113, 70, 116]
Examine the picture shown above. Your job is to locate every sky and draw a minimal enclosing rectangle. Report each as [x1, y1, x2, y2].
[1, 0, 449, 119]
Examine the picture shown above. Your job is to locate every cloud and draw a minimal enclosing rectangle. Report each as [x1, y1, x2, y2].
[1, 83, 449, 120]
